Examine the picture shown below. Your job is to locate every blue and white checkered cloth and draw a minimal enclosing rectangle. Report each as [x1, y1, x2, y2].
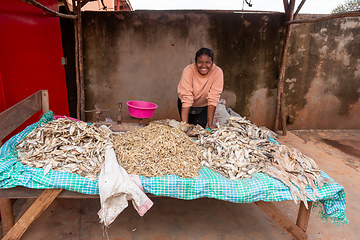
[0, 112, 348, 224]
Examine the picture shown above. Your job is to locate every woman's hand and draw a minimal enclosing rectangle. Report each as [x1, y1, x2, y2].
[208, 123, 217, 129]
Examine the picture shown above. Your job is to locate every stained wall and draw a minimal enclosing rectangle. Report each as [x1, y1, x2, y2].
[283, 15, 360, 129]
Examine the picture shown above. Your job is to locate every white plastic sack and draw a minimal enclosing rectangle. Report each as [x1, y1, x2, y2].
[213, 99, 231, 127]
[227, 107, 242, 117]
[98, 148, 153, 227]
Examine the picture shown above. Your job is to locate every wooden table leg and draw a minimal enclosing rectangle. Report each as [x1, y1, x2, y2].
[0, 199, 15, 236]
[2, 189, 62, 240]
[296, 201, 312, 231]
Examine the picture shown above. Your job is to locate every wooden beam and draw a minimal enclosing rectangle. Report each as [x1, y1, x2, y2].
[0, 91, 42, 141]
[285, 10, 360, 25]
[73, 0, 80, 120]
[72, 1, 85, 121]
[0, 187, 166, 200]
[19, 0, 77, 19]
[0, 199, 15, 236]
[77, 2, 85, 121]
[255, 201, 308, 240]
[274, 0, 295, 135]
[2, 189, 63, 240]
[0, 187, 98, 199]
[293, 0, 307, 19]
[280, 90, 286, 135]
[283, 0, 289, 14]
[296, 201, 313, 231]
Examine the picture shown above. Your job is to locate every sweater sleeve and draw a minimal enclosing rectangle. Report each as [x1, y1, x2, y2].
[207, 67, 224, 107]
[177, 65, 194, 108]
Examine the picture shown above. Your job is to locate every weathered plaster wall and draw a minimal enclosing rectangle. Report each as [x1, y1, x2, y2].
[284, 15, 360, 129]
[82, 11, 360, 129]
[82, 11, 285, 128]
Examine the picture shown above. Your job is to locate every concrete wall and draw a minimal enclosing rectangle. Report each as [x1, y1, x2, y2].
[82, 11, 360, 129]
[284, 15, 360, 129]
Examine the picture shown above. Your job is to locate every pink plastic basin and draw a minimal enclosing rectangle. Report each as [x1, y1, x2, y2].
[126, 100, 158, 119]
[53, 115, 80, 121]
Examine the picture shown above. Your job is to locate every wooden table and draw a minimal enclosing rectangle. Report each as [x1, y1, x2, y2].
[0, 90, 312, 239]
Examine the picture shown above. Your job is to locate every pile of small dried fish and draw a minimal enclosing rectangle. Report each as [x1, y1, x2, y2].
[113, 123, 202, 178]
[195, 116, 332, 208]
[16, 118, 113, 180]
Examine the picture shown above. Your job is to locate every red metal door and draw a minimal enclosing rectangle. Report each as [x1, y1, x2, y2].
[0, 0, 69, 139]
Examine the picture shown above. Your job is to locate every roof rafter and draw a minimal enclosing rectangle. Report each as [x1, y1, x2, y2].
[19, 0, 77, 19]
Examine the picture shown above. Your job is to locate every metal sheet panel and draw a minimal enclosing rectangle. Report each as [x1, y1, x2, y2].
[0, 0, 69, 139]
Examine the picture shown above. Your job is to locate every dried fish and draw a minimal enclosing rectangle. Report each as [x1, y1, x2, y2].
[16, 117, 113, 180]
[154, 119, 209, 137]
[113, 123, 202, 178]
[267, 144, 333, 205]
[192, 116, 332, 208]
[196, 121, 269, 181]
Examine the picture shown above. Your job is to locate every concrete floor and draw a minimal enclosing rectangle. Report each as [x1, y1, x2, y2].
[5, 130, 360, 239]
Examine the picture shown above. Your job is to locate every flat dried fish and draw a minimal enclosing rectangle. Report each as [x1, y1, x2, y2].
[113, 123, 202, 178]
[16, 118, 113, 180]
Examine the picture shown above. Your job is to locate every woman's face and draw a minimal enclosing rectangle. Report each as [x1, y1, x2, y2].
[196, 54, 213, 76]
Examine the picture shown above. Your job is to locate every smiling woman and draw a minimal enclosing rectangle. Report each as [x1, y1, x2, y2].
[177, 47, 224, 129]
[195, 50, 214, 75]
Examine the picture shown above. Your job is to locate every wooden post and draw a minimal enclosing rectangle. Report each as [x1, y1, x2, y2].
[2, 189, 63, 240]
[73, 0, 80, 120]
[41, 90, 49, 113]
[77, 2, 85, 121]
[296, 201, 312, 231]
[0, 199, 15, 236]
[274, 0, 295, 135]
[73, 0, 85, 121]
[282, 0, 288, 13]
[280, 88, 286, 136]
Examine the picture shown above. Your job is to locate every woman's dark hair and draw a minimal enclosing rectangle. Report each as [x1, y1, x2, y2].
[195, 47, 214, 62]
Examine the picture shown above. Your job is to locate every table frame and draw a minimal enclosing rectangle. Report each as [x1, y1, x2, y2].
[0, 187, 312, 239]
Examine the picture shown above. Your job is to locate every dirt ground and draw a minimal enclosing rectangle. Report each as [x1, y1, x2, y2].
[3, 129, 360, 240]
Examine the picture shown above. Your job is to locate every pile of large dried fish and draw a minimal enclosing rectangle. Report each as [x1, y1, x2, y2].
[262, 145, 332, 208]
[196, 116, 274, 179]
[225, 116, 278, 139]
[195, 116, 332, 208]
[113, 123, 202, 178]
[16, 118, 113, 180]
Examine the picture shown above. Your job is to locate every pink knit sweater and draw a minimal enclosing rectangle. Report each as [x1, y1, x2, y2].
[177, 63, 224, 108]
